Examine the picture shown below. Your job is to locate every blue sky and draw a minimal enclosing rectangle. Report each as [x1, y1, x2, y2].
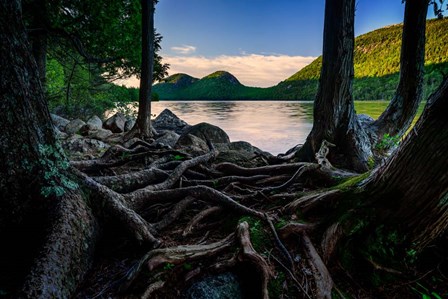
[123, 1, 441, 87]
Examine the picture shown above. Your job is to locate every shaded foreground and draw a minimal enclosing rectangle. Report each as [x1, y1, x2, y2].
[17, 102, 446, 298]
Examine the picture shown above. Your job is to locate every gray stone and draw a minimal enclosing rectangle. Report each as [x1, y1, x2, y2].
[50, 113, 70, 132]
[88, 128, 113, 140]
[154, 131, 180, 148]
[103, 112, 126, 133]
[176, 133, 209, 155]
[153, 109, 190, 134]
[86, 115, 103, 129]
[62, 135, 110, 159]
[124, 117, 136, 132]
[65, 119, 86, 135]
[181, 122, 230, 145]
[183, 273, 243, 299]
[54, 127, 68, 140]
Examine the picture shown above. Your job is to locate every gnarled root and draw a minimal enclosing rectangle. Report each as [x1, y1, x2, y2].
[302, 233, 334, 299]
[237, 221, 273, 299]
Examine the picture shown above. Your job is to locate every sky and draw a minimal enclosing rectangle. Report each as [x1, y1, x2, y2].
[123, 0, 441, 88]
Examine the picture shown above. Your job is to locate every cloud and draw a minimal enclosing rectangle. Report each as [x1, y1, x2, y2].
[170, 45, 196, 55]
[118, 53, 316, 88]
[162, 54, 316, 87]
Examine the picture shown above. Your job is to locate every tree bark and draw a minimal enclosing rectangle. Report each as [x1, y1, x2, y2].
[372, 0, 429, 139]
[134, 0, 156, 138]
[296, 0, 371, 172]
[364, 78, 448, 251]
[0, 1, 97, 297]
[24, 0, 48, 88]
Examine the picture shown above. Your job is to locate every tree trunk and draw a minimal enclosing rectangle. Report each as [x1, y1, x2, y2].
[364, 78, 448, 251]
[134, 0, 156, 139]
[24, 0, 48, 87]
[296, 0, 371, 172]
[0, 1, 97, 297]
[371, 0, 429, 138]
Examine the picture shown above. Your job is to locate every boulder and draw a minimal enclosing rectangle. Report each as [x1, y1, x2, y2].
[103, 112, 126, 133]
[124, 117, 136, 132]
[181, 122, 230, 145]
[215, 141, 269, 168]
[50, 113, 70, 132]
[86, 115, 103, 129]
[154, 131, 180, 148]
[183, 272, 243, 299]
[153, 109, 190, 134]
[91, 128, 113, 140]
[61, 135, 110, 160]
[176, 133, 209, 155]
[65, 119, 86, 135]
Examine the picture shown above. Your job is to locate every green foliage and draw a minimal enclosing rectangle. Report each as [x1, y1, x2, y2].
[238, 216, 269, 252]
[46, 54, 140, 118]
[162, 263, 175, 271]
[182, 263, 193, 271]
[38, 144, 78, 198]
[411, 282, 446, 299]
[375, 133, 401, 152]
[267, 271, 286, 298]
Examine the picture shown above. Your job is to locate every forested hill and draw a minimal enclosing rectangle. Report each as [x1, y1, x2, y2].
[153, 18, 448, 101]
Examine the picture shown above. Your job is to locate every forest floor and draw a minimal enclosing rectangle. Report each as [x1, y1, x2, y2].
[53, 110, 448, 299]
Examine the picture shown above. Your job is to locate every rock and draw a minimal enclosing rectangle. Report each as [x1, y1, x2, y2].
[88, 128, 113, 140]
[124, 117, 136, 132]
[181, 122, 230, 145]
[61, 135, 110, 160]
[86, 115, 103, 129]
[154, 131, 180, 148]
[65, 119, 86, 135]
[103, 112, 126, 133]
[183, 273, 243, 299]
[176, 133, 209, 155]
[54, 127, 68, 140]
[50, 113, 70, 132]
[215, 141, 269, 168]
[153, 109, 190, 134]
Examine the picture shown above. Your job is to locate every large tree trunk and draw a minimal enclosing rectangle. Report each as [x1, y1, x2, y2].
[24, 0, 48, 87]
[371, 0, 429, 138]
[0, 1, 97, 297]
[134, 0, 156, 139]
[296, 0, 371, 172]
[364, 78, 448, 251]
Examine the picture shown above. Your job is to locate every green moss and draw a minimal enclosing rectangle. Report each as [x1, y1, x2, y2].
[333, 172, 371, 191]
[268, 271, 286, 298]
[238, 216, 269, 252]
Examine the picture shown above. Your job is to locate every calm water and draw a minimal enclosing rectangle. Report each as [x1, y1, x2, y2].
[151, 101, 421, 155]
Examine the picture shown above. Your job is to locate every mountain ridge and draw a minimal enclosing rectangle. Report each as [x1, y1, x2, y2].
[153, 18, 448, 101]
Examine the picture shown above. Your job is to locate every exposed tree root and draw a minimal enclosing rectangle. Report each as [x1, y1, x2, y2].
[121, 233, 235, 291]
[302, 233, 334, 299]
[182, 206, 223, 237]
[215, 161, 308, 176]
[284, 189, 342, 214]
[93, 168, 169, 193]
[236, 221, 273, 299]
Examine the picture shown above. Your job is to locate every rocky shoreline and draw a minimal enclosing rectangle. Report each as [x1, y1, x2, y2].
[53, 109, 275, 168]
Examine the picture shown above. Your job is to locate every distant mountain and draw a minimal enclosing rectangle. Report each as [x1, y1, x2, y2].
[153, 18, 448, 101]
[153, 70, 270, 100]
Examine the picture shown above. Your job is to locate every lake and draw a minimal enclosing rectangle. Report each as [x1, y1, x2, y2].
[150, 101, 422, 155]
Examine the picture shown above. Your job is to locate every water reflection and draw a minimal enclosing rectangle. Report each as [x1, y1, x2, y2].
[151, 101, 411, 155]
